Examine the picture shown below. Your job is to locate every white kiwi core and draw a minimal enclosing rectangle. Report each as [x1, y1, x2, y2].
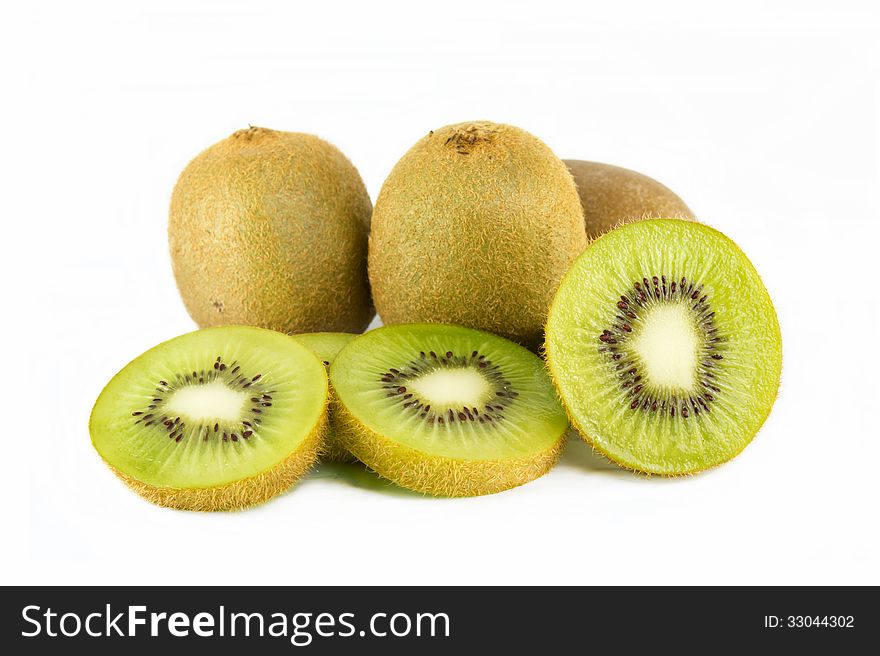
[630, 304, 699, 392]
[164, 381, 248, 422]
[408, 368, 491, 408]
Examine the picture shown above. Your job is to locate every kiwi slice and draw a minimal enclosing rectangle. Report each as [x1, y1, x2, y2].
[90, 326, 329, 510]
[330, 324, 569, 496]
[545, 219, 781, 475]
[293, 332, 358, 463]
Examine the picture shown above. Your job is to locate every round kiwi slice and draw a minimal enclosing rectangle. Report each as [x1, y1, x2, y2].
[545, 219, 782, 475]
[90, 326, 329, 510]
[293, 332, 358, 463]
[330, 324, 569, 496]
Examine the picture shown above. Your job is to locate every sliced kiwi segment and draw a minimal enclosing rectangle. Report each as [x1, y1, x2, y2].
[90, 326, 328, 510]
[330, 324, 569, 496]
[546, 219, 782, 475]
[293, 332, 358, 463]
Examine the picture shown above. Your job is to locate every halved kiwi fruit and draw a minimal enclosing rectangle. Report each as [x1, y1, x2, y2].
[545, 219, 781, 475]
[90, 326, 329, 510]
[330, 324, 569, 496]
[293, 332, 358, 463]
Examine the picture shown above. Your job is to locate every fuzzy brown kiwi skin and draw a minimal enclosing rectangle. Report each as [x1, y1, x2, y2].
[333, 403, 566, 497]
[99, 410, 328, 511]
[169, 126, 374, 334]
[565, 160, 694, 241]
[369, 121, 586, 351]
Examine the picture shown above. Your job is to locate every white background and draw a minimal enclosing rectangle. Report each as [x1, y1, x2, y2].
[2, 1, 878, 585]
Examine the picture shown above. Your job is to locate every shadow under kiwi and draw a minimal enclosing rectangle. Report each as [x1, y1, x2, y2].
[308, 432, 637, 495]
[556, 431, 632, 476]
[307, 460, 426, 498]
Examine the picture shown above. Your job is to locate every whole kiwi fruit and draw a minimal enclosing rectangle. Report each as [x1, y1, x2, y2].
[169, 126, 374, 334]
[369, 121, 587, 350]
[564, 160, 694, 240]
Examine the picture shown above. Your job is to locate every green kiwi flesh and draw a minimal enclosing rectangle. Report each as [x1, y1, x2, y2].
[90, 326, 329, 510]
[293, 332, 358, 462]
[330, 324, 569, 496]
[545, 219, 781, 475]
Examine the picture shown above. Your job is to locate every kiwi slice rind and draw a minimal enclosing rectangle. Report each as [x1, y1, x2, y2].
[90, 326, 329, 510]
[293, 332, 358, 463]
[546, 219, 782, 475]
[330, 324, 569, 497]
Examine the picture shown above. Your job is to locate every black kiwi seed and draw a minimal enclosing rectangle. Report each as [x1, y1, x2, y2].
[596, 273, 726, 418]
[127, 357, 274, 445]
[377, 349, 518, 426]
